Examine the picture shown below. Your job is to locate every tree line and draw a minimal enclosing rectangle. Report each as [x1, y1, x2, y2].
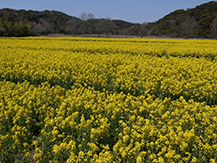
[0, 10, 139, 37]
[139, 16, 217, 39]
[66, 13, 115, 37]
[0, 13, 33, 36]
[1, 1, 217, 38]
[139, 1, 217, 39]
[61, 12, 139, 37]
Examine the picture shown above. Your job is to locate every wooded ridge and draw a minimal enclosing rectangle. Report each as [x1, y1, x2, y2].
[0, 1, 217, 38]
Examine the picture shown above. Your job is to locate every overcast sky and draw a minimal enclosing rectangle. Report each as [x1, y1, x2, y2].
[1, 0, 213, 23]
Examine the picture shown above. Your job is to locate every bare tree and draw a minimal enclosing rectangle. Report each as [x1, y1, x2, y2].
[139, 22, 148, 38]
[121, 28, 130, 37]
[102, 17, 113, 37]
[80, 13, 87, 21]
[87, 13, 95, 36]
[40, 19, 54, 34]
[181, 16, 197, 38]
[87, 13, 94, 20]
[65, 18, 80, 36]
[210, 17, 217, 39]
[95, 19, 103, 36]
[80, 13, 87, 36]
[33, 23, 47, 35]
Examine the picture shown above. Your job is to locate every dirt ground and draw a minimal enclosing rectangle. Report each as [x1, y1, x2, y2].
[39, 33, 139, 38]
[39, 33, 175, 39]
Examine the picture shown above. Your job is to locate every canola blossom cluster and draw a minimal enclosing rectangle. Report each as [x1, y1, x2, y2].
[0, 37, 217, 162]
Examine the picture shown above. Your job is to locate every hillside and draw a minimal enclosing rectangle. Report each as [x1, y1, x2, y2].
[141, 1, 217, 38]
[0, 8, 138, 36]
[0, 1, 217, 38]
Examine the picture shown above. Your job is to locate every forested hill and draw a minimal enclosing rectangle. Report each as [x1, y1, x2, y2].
[1, 1, 217, 38]
[141, 1, 217, 38]
[0, 9, 138, 36]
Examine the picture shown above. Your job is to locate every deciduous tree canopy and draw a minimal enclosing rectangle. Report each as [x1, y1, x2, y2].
[0, 1, 217, 38]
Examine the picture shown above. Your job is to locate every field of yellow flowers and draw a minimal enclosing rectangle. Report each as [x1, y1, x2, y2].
[1, 37, 217, 162]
